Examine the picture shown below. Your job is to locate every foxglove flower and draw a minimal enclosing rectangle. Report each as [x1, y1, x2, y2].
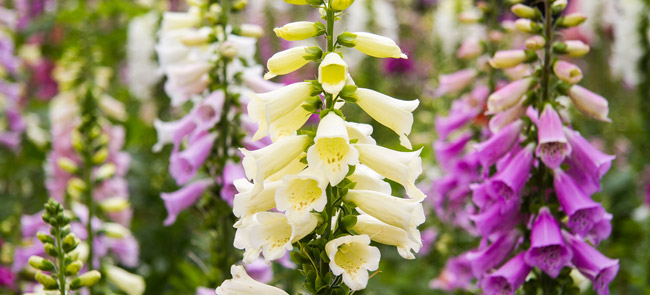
[524, 207, 572, 277]
[564, 127, 615, 182]
[191, 90, 225, 132]
[434, 69, 478, 97]
[351, 214, 422, 259]
[489, 50, 527, 69]
[220, 162, 246, 206]
[567, 85, 611, 122]
[429, 254, 473, 291]
[275, 168, 328, 222]
[325, 235, 381, 291]
[264, 46, 312, 79]
[481, 253, 531, 295]
[466, 231, 519, 278]
[169, 133, 217, 185]
[318, 53, 348, 96]
[486, 144, 535, 206]
[307, 113, 359, 185]
[486, 78, 533, 114]
[152, 116, 197, 152]
[232, 179, 280, 221]
[563, 231, 619, 295]
[535, 105, 571, 169]
[553, 60, 583, 84]
[347, 164, 391, 194]
[217, 265, 288, 295]
[553, 169, 606, 236]
[161, 179, 213, 226]
[473, 120, 523, 168]
[349, 32, 407, 59]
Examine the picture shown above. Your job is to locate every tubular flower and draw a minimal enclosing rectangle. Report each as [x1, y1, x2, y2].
[307, 113, 359, 185]
[274, 21, 322, 41]
[486, 78, 533, 114]
[489, 50, 527, 69]
[535, 105, 571, 169]
[318, 53, 349, 96]
[325, 235, 381, 291]
[553, 169, 606, 236]
[351, 214, 422, 259]
[264, 46, 312, 80]
[251, 82, 314, 137]
[349, 32, 407, 59]
[567, 85, 611, 122]
[563, 231, 619, 295]
[275, 168, 328, 222]
[524, 207, 572, 278]
[481, 253, 532, 295]
[217, 265, 289, 295]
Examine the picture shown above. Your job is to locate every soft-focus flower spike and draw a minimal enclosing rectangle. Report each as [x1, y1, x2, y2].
[434, 69, 478, 97]
[486, 144, 535, 206]
[351, 214, 421, 259]
[473, 120, 523, 168]
[354, 143, 425, 200]
[553, 169, 606, 236]
[563, 231, 619, 295]
[487, 78, 533, 114]
[160, 179, 213, 226]
[307, 113, 359, 185]
[264, 46, 312, 80]
[345, 122, 376, 145]
[275, 168, 328, 222]
[247, 212, 318, 263]
[346, 32, 407, 59]
[216, 265, 289, 295]
[344, 189, 425, 241]
[554, 60, 583, 84]
[354, 88, 419, 148]
[481, 252, 532, 295]
[169, 133, 217, 185]
[466, 231, 519, 278]
[489, 50, 527, 69]
[274, 21, 323, 41]
[567, 85, 611, 122]
[232, 179, 280, 220]
[241, 135, 310, 192]
[524, 207, 572, 278]
[105, 265, 146, 295]
[535, 105, 571, 169]
[347, 164, 392, 194]
[318, 53, 349, 96]
[325, 235, 381, 291]
[152, 116, 197, 152]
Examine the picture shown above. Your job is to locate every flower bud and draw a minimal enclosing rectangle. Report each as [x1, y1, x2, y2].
[565, 40, 590, 57]
[552, 0, 567, 13]
[63, 233, 80, 252]
[283, 0, 308, 4]
[70, 270, 102, 290]
[180, 30, 210, 46]
[29, 256, 55, 271]
[103, 222, 132, 239]
[65, 260, 83, 276]
[557, 13, 587, 28]
[95, 163, 116, 182]
[35, 271, 59, 290]
[99, 197, 130, 213]
[525, 35, 546, 50]
[264, 46, 315, 80]
[511, 4, 537, 19]
[553, 60, 583, 84]
[489, 50, 526, 69]
[92, 148, 109, 165]
[274, 21, 324, 41]
[567, 85, 611, 122]
[347, 32, 407, 59]
[43, 243, 58, 258]
[57, 157, 78, 174]
[515, 18, 541, 34]
[331, 0, 355, 10]
[232, 0, 247, 10]
[458, 10, 482, 24]
[37, 232, 55, 245]
[220, 41, 238, 59]
[239, 24, 264, 38]
[67, 178, 86, 200]
[72, 130, 84, 152]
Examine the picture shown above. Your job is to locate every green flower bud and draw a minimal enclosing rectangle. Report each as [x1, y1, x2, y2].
[29, 256, 55, 271]
[35, 271, 59, 290]
[70, 270, 101, 290]
[37, 232, 55, 245]
[95, 163, 116, 182]
[57, 157, 78, 174]
[65, 260, 83, 276]
[331, 0, 355, 10]
[63, 233, 80, 252]
[511, 4, 537, 19]
[92, 148, 109, 165]
[557, 13, 587, 28]
[552, 0, 568, 14]
[43, 243, 58, 258]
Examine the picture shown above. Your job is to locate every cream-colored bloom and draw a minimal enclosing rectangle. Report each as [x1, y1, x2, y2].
[354, 88, 419, 149]
[318, 53, 349, 96]
[266, 154, 309, 182]
[241, 135, 311, 192]
[489, 50, 527, 69]
[351, 32, 407, 59]
[264, 46, 311, 79]
[325, 235, 380, 291]
[275, 168, 328, 222]
[307, 113, 359, 186]
[233, 179, 280, 220]
[347, 164, 391, 194]
[354, 144, 425, 200]
[344, 189, 425, 241]
[267, 103, 312, 142]
[274, 21, 320, 41]
[216, 265, 289, 295]
[345, 122, 376, 145]
[352, 214, 422, 259]
[105, 265, 145, 295]
[249, 87, 312, 142]
[160, 9, 200, 32]
[253, 82, 313, 132]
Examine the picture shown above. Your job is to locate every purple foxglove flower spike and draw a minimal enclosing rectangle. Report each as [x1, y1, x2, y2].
[481, 252, 532, 295]
[474, 120, 523, 168]
[563, 231, 619, 295]
[564, 127, 615, 182]
[487, 144, 535, 207]
[466, 231, 519, 278]
[524, 207, 572, 278]
[220, 162, 246, 207]
[161, 179, 213, 226]
[553, 169, 606, 236]
[535, 105, 571, 169]
[169, 133, 217, 185]
[192, 90, 225, 132]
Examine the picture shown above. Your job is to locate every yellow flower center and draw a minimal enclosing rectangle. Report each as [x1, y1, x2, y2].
[334, 242, 367, 277]
[321, 64, 346, 85]
[315, 137, 349, 171]
[286, 178, 322, 212]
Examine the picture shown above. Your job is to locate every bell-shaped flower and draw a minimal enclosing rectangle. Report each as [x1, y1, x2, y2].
[105, 265, 146, 295]
[241, 135, 310, 192]
[567, 85, 611, 122]
[161, 179, 212, 226]
[486, 144, 535, 206]
[487, 78, 533, 114]
[466, 231, 519, 278]
[354, 143, 424, 200]
[249, 82, 313, 141]
[275, 168, 328, 222]
[470, 199, 521, 237]
[169, 133, 217, 185]
[429, 254, 473, 291]
[349, 32, 407, 59]
[307, 113, 359, 185]
[267, 102, 312, 142]
[318, 53, 348, 96]
[191, 91, 225, 132]
[164, 63, 211, 106]
[488, 100, 525, 133]
[325, 235, 381, 291]
[232, 179, 280, 221]
[481, 253, 532, 295]
[489, 50, 527, 69]
[274, 21, 321, 41]
[564, 127, 615, 182]
[344, 189, 425, 241]
[553, 60, 583, 84]
[473, 120, 523, 168]
[563, 231, 619, 295]
[351, 214, 421, 259]
[242, 212, 318, 263]
[535, 105, 571, 169]
[264, 46, 311, 80]
[345, 122, 376, 145]
[153, 116, 197, 152]
[553, 169, 606, 236]
[434, 69, 478, 97]
[216, 265, 288, 295]
[354, 88, 419, 149]
[347, 164, 392, 194]
[434, 131, 473, 169]
[524, 207, 573, 278]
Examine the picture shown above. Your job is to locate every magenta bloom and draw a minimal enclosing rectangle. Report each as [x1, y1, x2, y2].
[587, 213, 612, 245]
[471, 200, 521, 237]
[161, 179, 213, 226]
[0, 266, 15, 288]
[564, 127, 615, 182]
[169, 133, 216, 185]
[220, 162, 245, 207]
[466, 231, 519, 278]
[429, 254, 474, 291]
[473, 120, 523, 168]
[481, 252, 531, 295]
[435, 108, 479, 140]
[535, 105, 571, 169]
[245, 258, 274, 283]
[434, 69, 478, 97]
[487, 144, 535, 206]
[553, 169, 606, 236]
[419, 228, 438, 256]
[563, 231, 619, 295]
[524, 207, 572, 278]
[153, 115, 197, 152]
[192, 90, 225, 132]
[434, 131, 473, 169]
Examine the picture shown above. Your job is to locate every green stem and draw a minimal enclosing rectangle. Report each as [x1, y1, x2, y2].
[56, 226, 67, 295]
[540, 0, 553, 105]
[486, 0, 499, 94]
[326, 4, 335, 53]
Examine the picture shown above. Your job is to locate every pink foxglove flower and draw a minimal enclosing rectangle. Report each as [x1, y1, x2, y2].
[481, 252, 531, 295]
[524, 207, 572, 278]
[567, 85, 611, 122]
[553, 169, 606, 236]
[161, 179, 213, 226]
[535, 105, 571, 169]
[466, 231, 519, 278]
[563, 231, 619, 295]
